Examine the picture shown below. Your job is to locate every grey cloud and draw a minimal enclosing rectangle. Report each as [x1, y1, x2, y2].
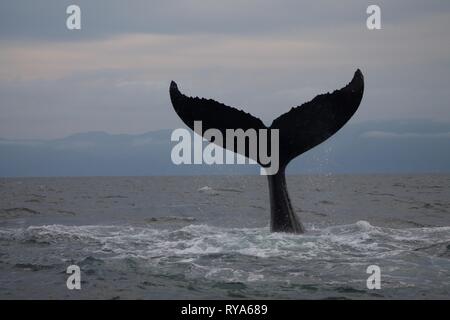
[361, 131, 450, 139]
[1, 1, 450, 40]
[1, 1, 450, 139]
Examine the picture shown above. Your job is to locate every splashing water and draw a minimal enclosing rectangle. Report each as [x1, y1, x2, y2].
[1, 221, 449, 299]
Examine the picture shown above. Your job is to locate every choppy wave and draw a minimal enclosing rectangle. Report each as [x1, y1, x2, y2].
[1, 221, 449, 299]
[198, 186, 243, 195]
[2, 221, 449, 257]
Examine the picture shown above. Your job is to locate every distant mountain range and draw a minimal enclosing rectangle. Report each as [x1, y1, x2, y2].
[1, 119, 450, 177]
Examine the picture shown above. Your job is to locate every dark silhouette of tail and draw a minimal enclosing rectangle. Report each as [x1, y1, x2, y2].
[169, 69, 364, 233]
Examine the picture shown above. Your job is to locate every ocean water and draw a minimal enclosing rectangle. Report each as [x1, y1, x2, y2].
[0, 175, 449, 299]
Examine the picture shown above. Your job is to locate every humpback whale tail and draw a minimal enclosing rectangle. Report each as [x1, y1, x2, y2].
[169, 70, 364, 233]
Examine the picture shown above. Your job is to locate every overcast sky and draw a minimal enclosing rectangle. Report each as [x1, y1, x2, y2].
[0, 0, 449, 139]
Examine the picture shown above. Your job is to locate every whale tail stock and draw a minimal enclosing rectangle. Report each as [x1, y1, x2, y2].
[169, 69, 365, 233]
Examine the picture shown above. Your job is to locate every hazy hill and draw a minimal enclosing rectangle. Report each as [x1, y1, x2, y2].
[1, 120, 449, 177]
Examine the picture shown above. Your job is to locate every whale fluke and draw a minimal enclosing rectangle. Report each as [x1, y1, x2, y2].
[170, 81, 266, 162]
[271, 69, 364, 166]
[169, 70, 364, 233]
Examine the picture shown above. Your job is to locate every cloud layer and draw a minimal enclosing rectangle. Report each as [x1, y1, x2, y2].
[1, 1, 450, 139]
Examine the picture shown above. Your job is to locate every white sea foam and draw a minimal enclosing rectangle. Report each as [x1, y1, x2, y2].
[1, 221, 449, 262]
[1, 221, 449, 296]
